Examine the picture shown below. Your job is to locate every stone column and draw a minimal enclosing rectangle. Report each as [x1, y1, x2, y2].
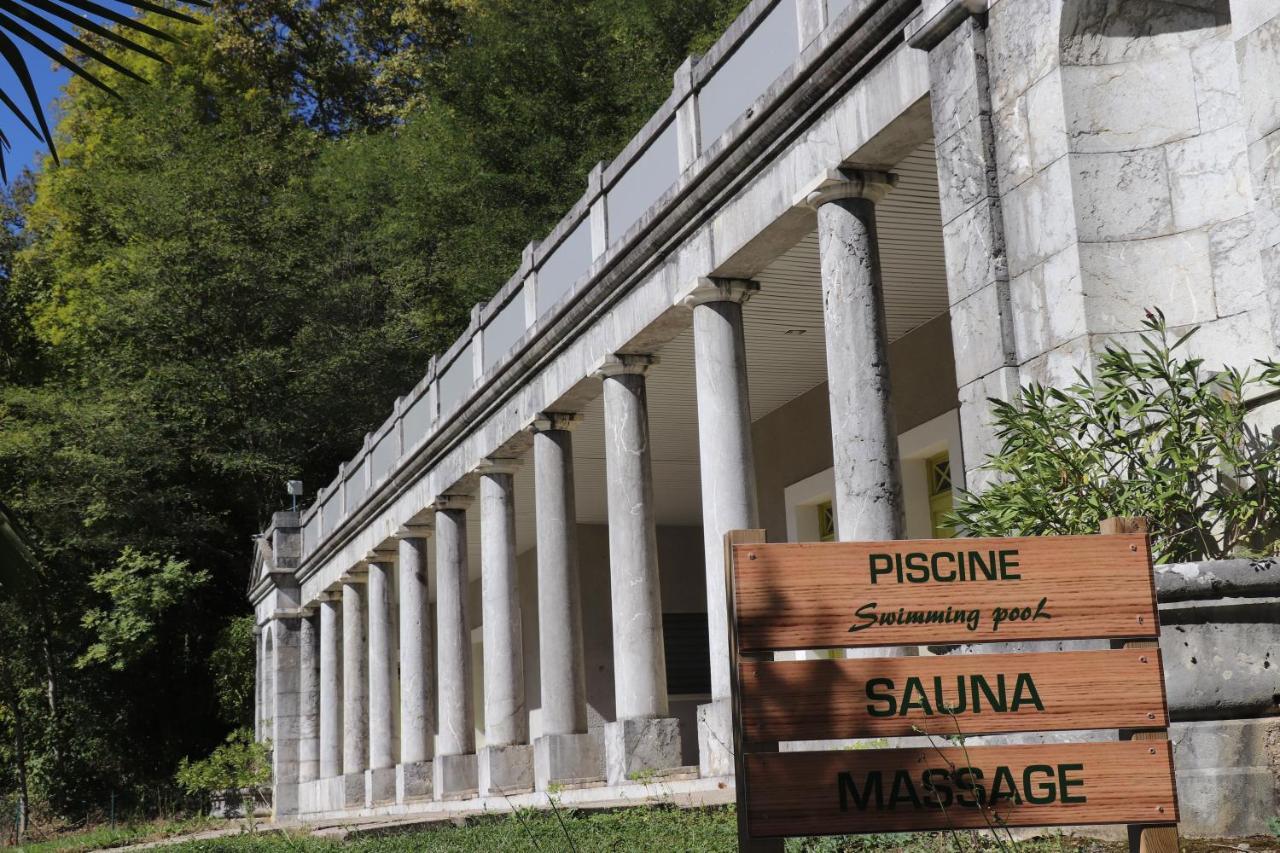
[396, 525, 434, 801]
[682, 277, 760, 778]
[341, 575, 369, 808]
[254, 625, 263, 742]
[476, 460, 534, 794]
[318, 593, 343, 782]
[433, 497, 479, 798]
[807, 170, 905, 542]
[365, 555, 396, 805]
[269, 615, 303, 817]
[530, 413, 602, 789]
[808, 169, 910, 666]
[298, 610, 320, 786]
[596, 354, 682, 785]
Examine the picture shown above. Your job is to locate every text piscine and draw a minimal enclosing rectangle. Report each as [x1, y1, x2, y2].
[850, 548, 1050, 634]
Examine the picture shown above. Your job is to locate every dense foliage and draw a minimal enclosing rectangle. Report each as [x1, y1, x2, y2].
[0, 0, 745, 827]
[951, 311, 1280, 563]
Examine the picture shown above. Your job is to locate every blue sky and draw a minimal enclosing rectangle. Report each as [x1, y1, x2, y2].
[1, 39, 71, 184]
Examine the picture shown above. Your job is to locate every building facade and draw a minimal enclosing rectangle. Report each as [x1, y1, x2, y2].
[249, 0, 1280, 834]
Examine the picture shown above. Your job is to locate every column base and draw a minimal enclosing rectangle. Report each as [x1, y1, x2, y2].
[534, 730, 605, 790]
[697, 698, 735, 778]
[365, 767, 395, 806]
[342, 772, 365, 809]
[433, 753, 479, 800]
[604, 717, 683, 786]
[396, 760, 433, 803]
[479, 743, 534, 796]
[271, 781, 299, 818]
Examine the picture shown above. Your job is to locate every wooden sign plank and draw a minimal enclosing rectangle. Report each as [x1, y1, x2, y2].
[741, 648, 1168, 743]
[744, 741, 1178, 837]
[733, 534, 1157, 652]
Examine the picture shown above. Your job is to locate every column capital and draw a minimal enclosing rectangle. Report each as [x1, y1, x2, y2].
[340, 566, 368, 584]
[363, 549, 396, 567]
[595, 353, 657, 378]
[529, 411, 583, 433]
[800, 168, 897, 208]
[432, 493, 472, 512]
[679, 277, 760, 308]
[318, 587, 342, 602]
[476, 456, 520, 477]
[395, 521, 434, 539]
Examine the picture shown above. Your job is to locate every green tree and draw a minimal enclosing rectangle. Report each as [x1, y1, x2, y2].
[951, 310, 1280, 563]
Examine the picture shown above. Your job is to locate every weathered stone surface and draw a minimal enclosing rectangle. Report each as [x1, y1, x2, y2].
[433, 752, 478, 800]
[364, 767, 395, 806]
[1062, 54, 1200, 154]
[603, 717, 683, 786]
[341, 772, 364, 810]
[949, 281, 1015, 386]
[1059, 0, 1218, 66]
[941, 198, 1008, 304]
[479, 743, 535, 796]
[955, 366, 1020, 481]
[1160, 603, 1280, 718]
[1248, 129, 1280, 254]
[1003, 156, 1077, 278]
[986, 0, 1057, 114]
[1018, 334, 1094, 389]
[395, 760, 433, 803]
[534, 731, 605, 790]
[992, 71, 1067, 195]
[1157, 557, 1280, 601]
[1209, 214, 1267, 316]
[935, 115, 998, 227]
[1078, 231, 1215, 332]
[1191, 37, 1243, 133]
[1008, 248, 1087, 363]
[1167, 124, 1252, 231]
[1171, 717, 1280, 837]
[1070, 149, 1174, 241]
[696, 698, 735, 779]
[1238, 16, 1280, 142]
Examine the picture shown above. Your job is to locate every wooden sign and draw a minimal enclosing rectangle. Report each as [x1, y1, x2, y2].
[744, 741, 1178, 837]
[725, 529, 1179, 849]
[732, 534, 1158, 652]
[740, 648, 1168, 744]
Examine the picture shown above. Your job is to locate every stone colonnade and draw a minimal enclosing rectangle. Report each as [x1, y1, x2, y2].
[255, 169, 903, 815]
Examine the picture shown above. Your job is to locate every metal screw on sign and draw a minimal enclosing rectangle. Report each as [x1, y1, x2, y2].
[1138, 615, 1145, 624]
[1140, 656, 1148, 663]
[1157, 806, 1166, 814]
[1147, 712, 1156, 720]
[1130, 544, 1138, 551]
[1149, 748, 1157, 754]
[748, 552, 757, 560]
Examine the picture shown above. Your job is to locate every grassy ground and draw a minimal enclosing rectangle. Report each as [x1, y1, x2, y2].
[13, 816, 217, 852]
[13, 807, 1280, 852]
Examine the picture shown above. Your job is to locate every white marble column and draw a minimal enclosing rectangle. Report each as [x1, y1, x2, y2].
[683, 277, 760, 778]
[433, 497, 479, 797]
[596, 354, 682, 785]
[341, 576, 369, 807]
[397, 525, 434, 800]
[254, 625, 263, 742]
[807, 169, 905, 542]
[365, 555, 396, 804]
[808, 169, 908, 667]
[530, 413, 602, 789]
[298, 610, 320, 784]
[318, 593, 343, 781]
[477, 460, 533, 794]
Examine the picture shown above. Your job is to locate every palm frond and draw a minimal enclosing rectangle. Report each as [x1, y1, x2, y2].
[0, 0, 210, 179]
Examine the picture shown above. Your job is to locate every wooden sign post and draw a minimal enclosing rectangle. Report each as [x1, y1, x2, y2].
[725, 526, 1179, 849]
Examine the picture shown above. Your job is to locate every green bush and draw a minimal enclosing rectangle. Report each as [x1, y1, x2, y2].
[951, 310, 1280, 562]
[175, 728, 270, 815]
